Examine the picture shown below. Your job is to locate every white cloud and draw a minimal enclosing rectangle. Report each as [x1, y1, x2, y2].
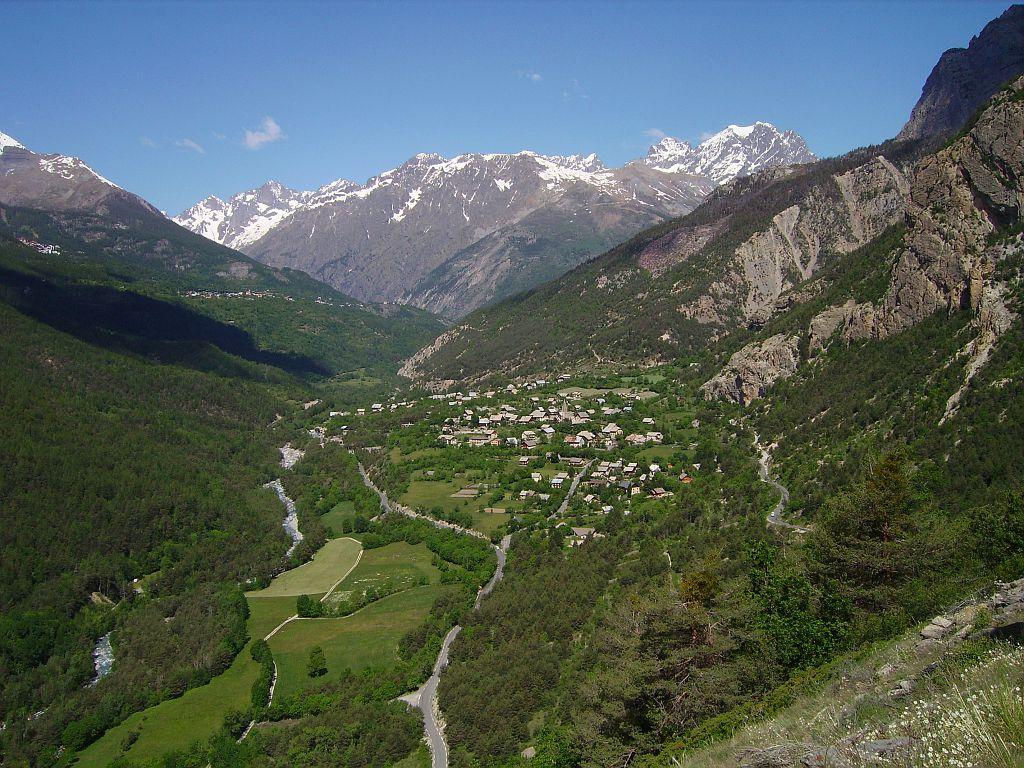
[562, 78, 590, 101]
[517, 70, 542, 82]
[243, 116, 285, 150]
[175, 138, 206, 154]
[140, 137, 158, 148]
[644, 128, 667, 140]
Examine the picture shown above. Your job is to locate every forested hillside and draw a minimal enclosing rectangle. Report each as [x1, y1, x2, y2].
[0, 282, 292, 763]
[402, 79, 1024, 768]
[0, 209, 440, 763]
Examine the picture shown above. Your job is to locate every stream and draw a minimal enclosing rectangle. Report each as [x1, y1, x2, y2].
[264, 479, 304, 557]
[87, 632, 114, 687]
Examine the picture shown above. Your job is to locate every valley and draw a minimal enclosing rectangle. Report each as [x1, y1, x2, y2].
[2, 4, 1024, 768]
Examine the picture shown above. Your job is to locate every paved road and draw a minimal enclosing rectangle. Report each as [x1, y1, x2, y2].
[416, 534, 511, 768]
[549, 459, 594, 520]
[358, 459, 514, 768]
[419, 625, 462, 768]
[754, 433, 808, 533]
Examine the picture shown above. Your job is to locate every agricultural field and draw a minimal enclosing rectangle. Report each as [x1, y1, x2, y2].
[268, 584, 452, 699]
[322, 541, 440, 609]
[320, 499, 356, 535]
[246, 537, 362, 598]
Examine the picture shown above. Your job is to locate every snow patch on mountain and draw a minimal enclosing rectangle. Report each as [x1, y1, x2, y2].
[38, 155, 117, 187]
[0, 132, 26, 153]
[644, 122, 816, 184]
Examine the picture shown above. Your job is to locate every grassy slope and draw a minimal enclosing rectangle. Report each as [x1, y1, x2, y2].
[269, 584, 452, 700]
[323, 542, 441, 607]
[246, 538, 363, 598]
[74, 649, 259, 768]
[74, 598, 295, 768]
[671, 621, 1021, 768]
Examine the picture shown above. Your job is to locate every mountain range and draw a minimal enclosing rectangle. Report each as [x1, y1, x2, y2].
[402, 2, 1024, 386]
[174, 123, 815, 316]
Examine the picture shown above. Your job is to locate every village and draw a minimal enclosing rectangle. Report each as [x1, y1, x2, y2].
[311, 369, 721, 549]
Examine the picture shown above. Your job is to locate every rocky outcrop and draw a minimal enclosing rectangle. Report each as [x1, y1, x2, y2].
[898, 4, 1024, 140]
[939, 279, 1017, 425]
[851, 76, 1024, 340]
[679, 156, 908, 327]
[806, 299, 872, 354]
[701, 333, 800, 404]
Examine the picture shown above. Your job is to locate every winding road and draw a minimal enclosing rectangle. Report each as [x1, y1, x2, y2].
[753, 433, 808, 533]
[357, 459, 512, 768]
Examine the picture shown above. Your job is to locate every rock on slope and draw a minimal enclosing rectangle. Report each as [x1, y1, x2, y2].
[898, 4, 1024, 140]
[706, 76, 1024, 403]
[175, 124, 815, 317]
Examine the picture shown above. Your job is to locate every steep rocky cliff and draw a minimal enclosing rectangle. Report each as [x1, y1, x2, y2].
[706, 76, 1024, 404]
[899, 4, 1024, 140]
[676, 155, 909, 328]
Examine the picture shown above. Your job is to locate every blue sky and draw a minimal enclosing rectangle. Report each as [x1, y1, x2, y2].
[0, 1, 1012, 213]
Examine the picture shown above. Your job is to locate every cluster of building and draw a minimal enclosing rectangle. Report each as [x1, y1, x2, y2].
[436, 396, 594, 448]
[16, 237, 61, 255]
[182, 289, 297, 301]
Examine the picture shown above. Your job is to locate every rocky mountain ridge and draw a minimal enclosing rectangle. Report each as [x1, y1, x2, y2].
[175, 123, 815, 316]
[703, 76, 1024, 404]
[0, 131, 161, 220]
[898, 3, 1024, 140]
[400, 137, 926, 386]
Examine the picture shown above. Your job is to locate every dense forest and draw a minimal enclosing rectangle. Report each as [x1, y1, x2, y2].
[0, 221, 440, 765]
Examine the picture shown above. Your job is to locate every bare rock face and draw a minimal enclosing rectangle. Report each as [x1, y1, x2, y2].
[679, 156, 908, 327]
[809, 299, 866, 353]
[857, 76, 1024, 340]
[701, 333, 801, 404]
[898, 5, 1024, 141]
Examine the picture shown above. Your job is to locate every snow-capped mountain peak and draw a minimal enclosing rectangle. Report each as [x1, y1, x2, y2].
[0, 132, 26, 154]
[644, 137, 696, 172]
[173, 120, 815, 311]
[174, 181, 322, 250]
[643, 121, 815, 183]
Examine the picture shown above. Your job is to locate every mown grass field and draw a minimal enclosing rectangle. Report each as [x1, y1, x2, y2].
[320, 500, 355, 535]
[248, 594, 301, 639]
[323, 542, 440, 608]
[468, 509, 510, 536]
[246, 537, 362, 598]
[269, 584, 451, 699]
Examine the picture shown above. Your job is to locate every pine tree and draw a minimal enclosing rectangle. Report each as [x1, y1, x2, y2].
[307, 645, 327, 677]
